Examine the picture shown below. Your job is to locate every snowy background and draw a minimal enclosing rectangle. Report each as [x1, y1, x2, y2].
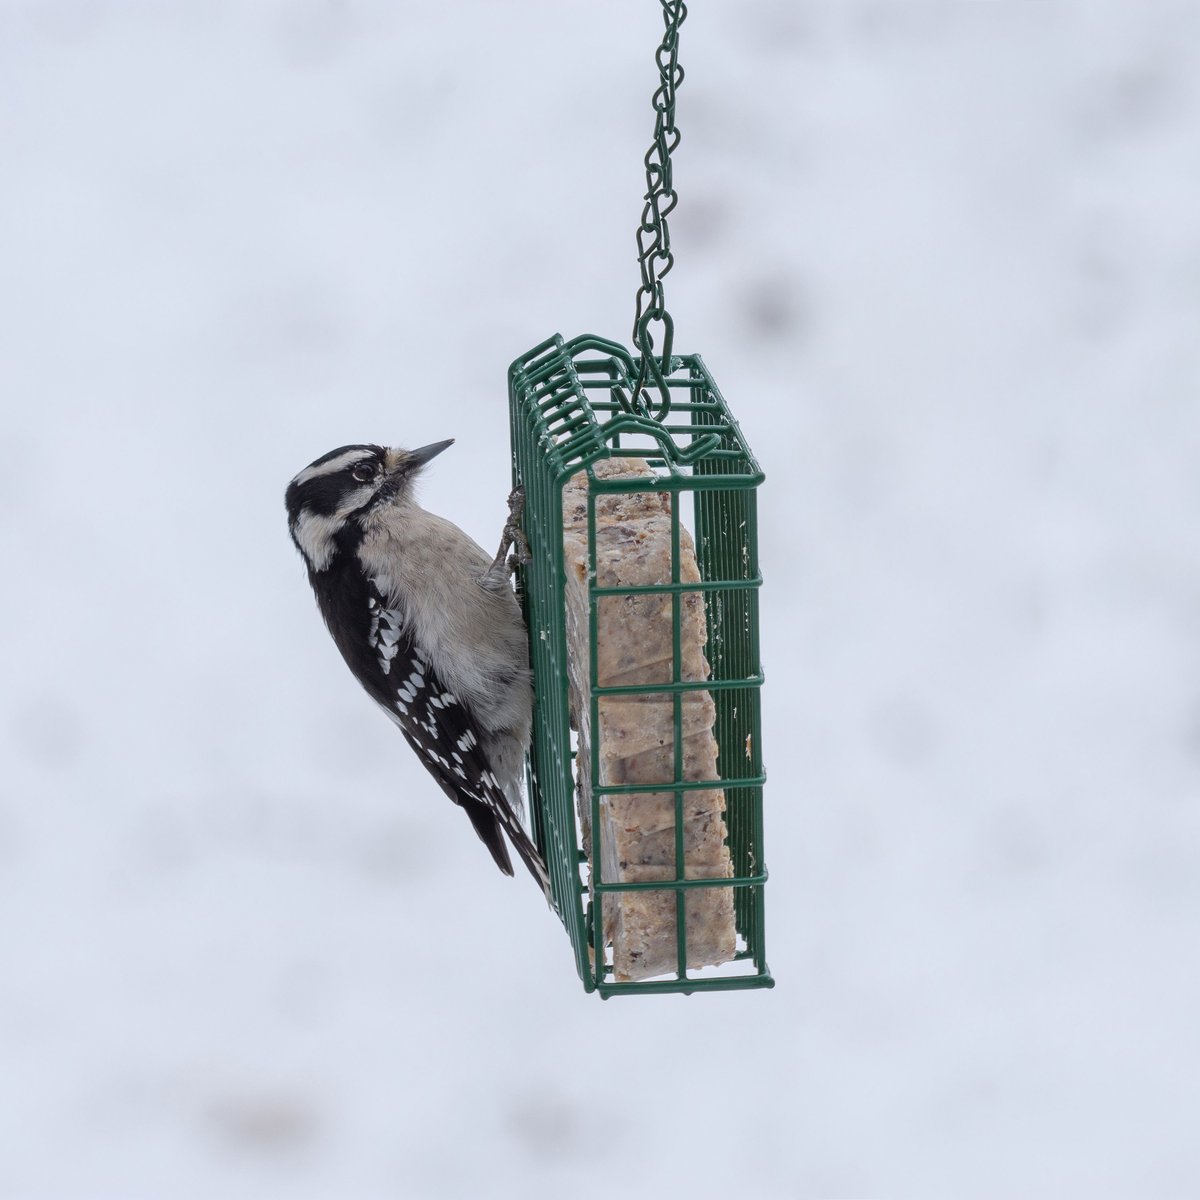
[3, 0, 1200, 1195]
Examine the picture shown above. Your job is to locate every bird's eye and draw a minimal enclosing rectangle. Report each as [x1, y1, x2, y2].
[351, 463, 375, 483]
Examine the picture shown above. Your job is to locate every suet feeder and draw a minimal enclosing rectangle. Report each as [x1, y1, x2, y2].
[509, 337, 771, 996]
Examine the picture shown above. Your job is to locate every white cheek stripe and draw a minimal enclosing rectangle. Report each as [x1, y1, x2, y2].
[292, 510, 343, 571]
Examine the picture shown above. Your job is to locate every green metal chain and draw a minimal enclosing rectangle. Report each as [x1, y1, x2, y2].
[632, 0, 687, 416]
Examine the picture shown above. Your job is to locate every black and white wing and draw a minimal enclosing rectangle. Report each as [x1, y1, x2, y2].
[363, 584, 549, 891]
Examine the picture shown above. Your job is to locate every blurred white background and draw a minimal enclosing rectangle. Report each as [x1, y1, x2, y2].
[2, 0, 1199, 1196]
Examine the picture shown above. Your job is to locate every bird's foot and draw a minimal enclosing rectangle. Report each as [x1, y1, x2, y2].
[485, 486, 530, 585]
[503, 486, 531, 571]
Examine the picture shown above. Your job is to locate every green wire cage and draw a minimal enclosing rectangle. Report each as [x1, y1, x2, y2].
[509, 333, 772, 997]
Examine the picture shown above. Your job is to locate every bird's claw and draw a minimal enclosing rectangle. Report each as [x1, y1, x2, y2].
[487, 486, 531, 581]
[505, 487, 532, 569]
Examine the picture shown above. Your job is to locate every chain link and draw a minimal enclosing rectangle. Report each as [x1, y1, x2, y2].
[632, 0, 687, 414]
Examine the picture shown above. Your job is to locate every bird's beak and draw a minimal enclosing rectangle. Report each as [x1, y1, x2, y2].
[406, 439, 455, 468]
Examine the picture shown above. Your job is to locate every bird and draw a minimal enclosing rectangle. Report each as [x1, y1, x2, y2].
[285, 440, 549, 892]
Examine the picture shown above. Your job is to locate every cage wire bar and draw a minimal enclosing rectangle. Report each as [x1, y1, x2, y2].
[509, 333, 772, 997]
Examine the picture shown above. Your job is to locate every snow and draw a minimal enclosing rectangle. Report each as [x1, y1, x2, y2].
[2, 0, 1199, 1195]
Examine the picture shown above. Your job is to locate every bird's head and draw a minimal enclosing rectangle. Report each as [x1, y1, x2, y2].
[285, 439, 453, 572]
